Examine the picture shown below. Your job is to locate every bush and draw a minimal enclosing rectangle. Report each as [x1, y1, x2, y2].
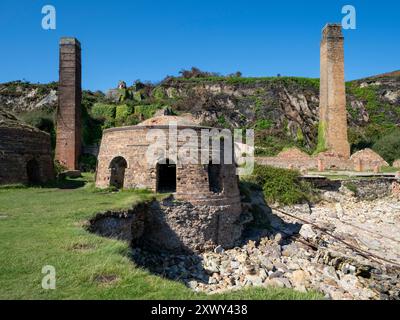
[54, 160, 67, 177]
[247, 165, 314, 205]
[20, 111, 56, 147]
[79, 154, 97, 173]
[134, 104, 163, 119]
[115, 104, 133, 125]
[91, 103, 116, 120]
[254, 119, 273, 130]
[372, 129, 400, 165]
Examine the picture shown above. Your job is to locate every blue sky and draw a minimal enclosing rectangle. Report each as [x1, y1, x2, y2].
[0, 0, 398, 91]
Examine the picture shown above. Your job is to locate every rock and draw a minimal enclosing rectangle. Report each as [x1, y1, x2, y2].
[264, 278, 285, 288]
[259, 256, 274, 271]
[214, 245, 224, 254]
[338, 274, 360, 293]
[230, 261, 240, 270]
[274, 233, 283, 243]
[282, 243, 299, 257]
[269, 271, 284, 279]
[299, 224, 317, 240]
[245, 274, 264, 286]
[291, 270, 309, 288]
[236, 252, 248, 263]
[335, 203, 345, 217]
[323, 266, 339, 280]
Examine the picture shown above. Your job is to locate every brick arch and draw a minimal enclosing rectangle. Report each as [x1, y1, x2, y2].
[109, 156, 128, 189]
[156, 158, 176, 193]
[26, 158, 41, 185]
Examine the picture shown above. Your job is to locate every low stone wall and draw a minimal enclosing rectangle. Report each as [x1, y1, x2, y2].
[343, 178, 395, 200]
[303, 177, 398, 200]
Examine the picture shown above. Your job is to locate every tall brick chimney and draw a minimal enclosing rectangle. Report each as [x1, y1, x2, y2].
[318, 24, 350, 158]
[55, 37, 82, 170]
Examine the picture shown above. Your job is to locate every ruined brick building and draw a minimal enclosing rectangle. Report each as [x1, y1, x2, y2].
[257, 24, 388, 172]
[95, 115, 244, 252]
[0, 108, 54, 185]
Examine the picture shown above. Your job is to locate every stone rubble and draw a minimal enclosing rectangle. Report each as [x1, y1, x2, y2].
[131, 189, 400, 300]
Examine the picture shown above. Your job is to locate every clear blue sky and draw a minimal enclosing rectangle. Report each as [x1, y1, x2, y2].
[0, 0, 398, 91]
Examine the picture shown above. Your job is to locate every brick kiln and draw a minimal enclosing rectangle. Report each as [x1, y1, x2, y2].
[0, 108, 54, 185]
[95, 115, 244, 252]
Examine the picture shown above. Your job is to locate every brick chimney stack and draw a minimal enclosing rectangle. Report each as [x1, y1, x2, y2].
[318, 24, 350, 158]
[55, 37, 82, 170]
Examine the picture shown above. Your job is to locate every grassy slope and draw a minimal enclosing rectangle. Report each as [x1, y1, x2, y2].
[0, 174, 322, 300]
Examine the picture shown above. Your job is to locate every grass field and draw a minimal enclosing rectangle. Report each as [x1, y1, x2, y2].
[0, 174, 322, 300]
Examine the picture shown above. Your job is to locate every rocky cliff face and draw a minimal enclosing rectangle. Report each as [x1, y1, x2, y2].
[1, 71, 399, 155]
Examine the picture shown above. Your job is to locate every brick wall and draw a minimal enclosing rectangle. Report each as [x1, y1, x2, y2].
[0, 127, 54, 184]
[96, 125, 241, 206]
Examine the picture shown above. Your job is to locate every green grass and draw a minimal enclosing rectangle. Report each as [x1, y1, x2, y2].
[0, 174, 322, 300]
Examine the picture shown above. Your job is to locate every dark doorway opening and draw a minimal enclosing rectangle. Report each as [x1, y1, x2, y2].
[109, 156, 128, 189]
[26, 159, 41, 185]
[157, 159, 176, 193]
[208, 162, 222, 193]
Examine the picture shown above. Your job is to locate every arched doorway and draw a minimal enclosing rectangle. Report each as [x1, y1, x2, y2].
[156, 159, 176, 193]
[208, 162, 222, 193]
[26, 159, 41, 185]
[109, 156, 127, 189]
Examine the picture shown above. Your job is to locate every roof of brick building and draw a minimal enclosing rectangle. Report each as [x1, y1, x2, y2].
[0, 107, 42, 132]
[137, 115, 198, 127]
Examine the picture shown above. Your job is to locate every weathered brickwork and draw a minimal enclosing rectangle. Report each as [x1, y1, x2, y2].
[55, 38, 82, 170]
[392, 180, 400, 199]
[350, 148, 389, 172]
[256, 147, 390, 172]
[96, 116, 240, 203]
[0, 110, 54, 185]
[258, 25, 397, 173]
[318, 24, 350, 158]
[95, 116, 243, 251]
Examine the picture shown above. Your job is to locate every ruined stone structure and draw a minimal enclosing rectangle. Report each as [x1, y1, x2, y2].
[55, 37, 82, 170]
[0, 108, 54, 185]
[257, 24, 395, 173]
[256, 147, 390, 172]
[95, 115, 243, 252]
[318, 24, 350, 158]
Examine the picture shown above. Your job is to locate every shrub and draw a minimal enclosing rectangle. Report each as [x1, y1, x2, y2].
[344, 182, 358, 194]
[247, 165, 314, 205]
[20, 111, 56, 147]
[254, 119, 273, 130]
[372, 129, 400, 165]
[115, 104, 133, 125]
[134, 104, 163, 119]
[91, 103, 116, 120]
[79, 154, 97, 173]
[152, 86, 167, 101]
[54, 160, 67, 177]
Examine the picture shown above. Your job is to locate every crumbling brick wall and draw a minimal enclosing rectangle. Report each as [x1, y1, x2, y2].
[0, 126, 54, 185]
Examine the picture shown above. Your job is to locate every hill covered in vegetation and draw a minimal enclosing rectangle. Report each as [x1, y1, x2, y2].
[1, 68, 399, 164]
